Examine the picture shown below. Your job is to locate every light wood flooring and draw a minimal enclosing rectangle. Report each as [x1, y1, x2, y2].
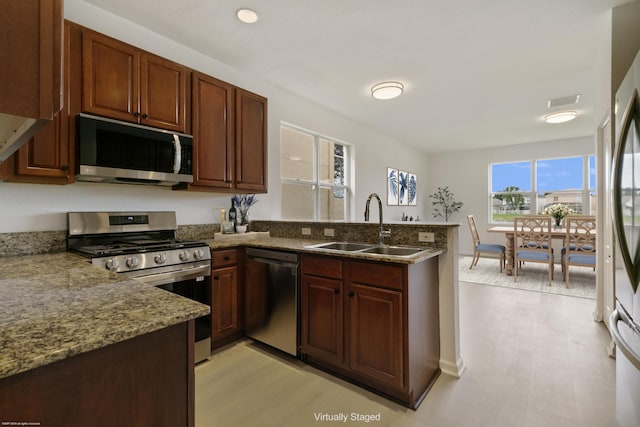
[195, 281, 616, 427]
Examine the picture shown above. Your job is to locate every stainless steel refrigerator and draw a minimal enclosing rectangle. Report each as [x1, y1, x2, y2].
[612, 48, 640, 427]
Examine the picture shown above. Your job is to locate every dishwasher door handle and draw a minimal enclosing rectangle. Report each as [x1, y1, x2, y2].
[249, 256, 298, 269]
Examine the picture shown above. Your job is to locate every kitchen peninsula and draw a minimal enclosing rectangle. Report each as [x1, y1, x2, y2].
[0, 219, 463, 420]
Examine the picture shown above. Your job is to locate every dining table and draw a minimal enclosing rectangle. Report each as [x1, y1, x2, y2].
[486, 224, 594, 275]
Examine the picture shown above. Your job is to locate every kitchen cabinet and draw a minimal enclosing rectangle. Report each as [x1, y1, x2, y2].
[300, 254, 440, 408]
[82, 29, 190, 133]
[300, 255, 344, 366]
[4, 22, 82, 184]
[0, 0, 63, 162]
[211, 249, 243, 347]
[188, 72, 267, 193]
[348, 261, 404, 389]
[235, 88, 268, 192]
[0, 322, 195, 427]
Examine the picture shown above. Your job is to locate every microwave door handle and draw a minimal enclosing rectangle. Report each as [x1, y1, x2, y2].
[173, 134, 182, 174]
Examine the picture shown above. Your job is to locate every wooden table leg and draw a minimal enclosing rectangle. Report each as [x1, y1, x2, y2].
[505, 231, 514, 275]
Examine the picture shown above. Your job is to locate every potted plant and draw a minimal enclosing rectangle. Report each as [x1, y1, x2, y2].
[429, 187, 463, 222]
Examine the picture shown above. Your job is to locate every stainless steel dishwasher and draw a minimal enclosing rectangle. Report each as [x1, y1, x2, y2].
[245, 247, 299, 357]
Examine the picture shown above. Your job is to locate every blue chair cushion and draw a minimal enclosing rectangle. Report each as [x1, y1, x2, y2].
[561, 245, 594, 254]
[562, 253, 596, 265]
[477, 243, 505, 253]
[517, 250, 552, 262]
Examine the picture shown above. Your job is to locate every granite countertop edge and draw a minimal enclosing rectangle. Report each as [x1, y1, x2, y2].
[0, 252, 209, 380]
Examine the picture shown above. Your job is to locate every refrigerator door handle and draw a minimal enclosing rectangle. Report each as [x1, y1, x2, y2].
[611, 303, 640, 371]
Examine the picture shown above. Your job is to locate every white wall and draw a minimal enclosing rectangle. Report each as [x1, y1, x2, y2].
[0, 0, 428, 233]
[427, 135, 596, 255]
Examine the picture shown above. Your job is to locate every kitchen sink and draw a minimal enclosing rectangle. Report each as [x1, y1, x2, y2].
[360, 245, 426, 256]
[308, 242, 374, 251]
[305, 242, 427, 257]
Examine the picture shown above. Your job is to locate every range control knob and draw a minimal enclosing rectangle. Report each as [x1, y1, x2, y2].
[179, 251, 190, 261]
[192, 248, 204, 260]
[125, 256, 140, 268]
[105, 259, 119, 271]
[154, 253, 167, 264]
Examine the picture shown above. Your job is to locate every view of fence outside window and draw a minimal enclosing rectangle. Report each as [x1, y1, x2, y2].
[490, 155, 596, 223]
[280, 124, 350, 221]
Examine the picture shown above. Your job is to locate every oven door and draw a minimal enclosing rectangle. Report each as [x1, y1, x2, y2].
[134, 262, 212, 363]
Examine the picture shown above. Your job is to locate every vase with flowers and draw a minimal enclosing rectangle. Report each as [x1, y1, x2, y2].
[232, 194, 258, 231]
[541, 203, 574, 227]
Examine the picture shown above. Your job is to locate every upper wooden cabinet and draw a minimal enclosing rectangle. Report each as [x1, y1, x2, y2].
[235, 89, 268, 192]
[189, 73, 267, 193]
[0, 0, 63, 162]
[81, 30, 190, 133]
[191, 72, 235, 189]
[3, 21, 82, 184]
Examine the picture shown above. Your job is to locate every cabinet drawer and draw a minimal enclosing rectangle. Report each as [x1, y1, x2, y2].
[212, 249, 237, 267]
[349, 260, 404, 291]
[302, 255, 343, 279]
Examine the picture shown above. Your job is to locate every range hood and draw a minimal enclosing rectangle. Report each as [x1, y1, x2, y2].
[0, 113, 49, 162]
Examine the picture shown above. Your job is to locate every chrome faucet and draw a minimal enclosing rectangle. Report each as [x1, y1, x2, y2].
[364, 193, 391, 245]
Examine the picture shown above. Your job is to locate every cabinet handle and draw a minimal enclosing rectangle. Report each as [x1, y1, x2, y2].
[348, 291, 354, 298]
[334, 289, 339, 294]
[213, 276, 219, 280]
[142, 114, 148, 119]
[60, 165, 68, 172]
[224, 256, 230, 261]
[134, 112, 140, 117]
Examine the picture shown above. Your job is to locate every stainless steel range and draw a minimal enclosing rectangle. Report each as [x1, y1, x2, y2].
[67, 211, 212, 363]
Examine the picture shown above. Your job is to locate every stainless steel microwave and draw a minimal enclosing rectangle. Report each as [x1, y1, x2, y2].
[76, 113, 194, 186]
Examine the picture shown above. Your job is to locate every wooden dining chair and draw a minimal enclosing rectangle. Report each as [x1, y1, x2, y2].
[467, 214, 506, 272]
[514, 216, 554, 285]
[562, 216, 596, 287]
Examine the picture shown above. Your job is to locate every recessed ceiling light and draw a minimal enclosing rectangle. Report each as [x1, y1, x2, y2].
[236, 8, 258, 24]
[544, 111, 577, 124]
[371, 82, 404, 100]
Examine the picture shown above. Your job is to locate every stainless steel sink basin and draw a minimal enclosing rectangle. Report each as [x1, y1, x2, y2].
[309, 242, 374, 251]
[360, 246, 426, 256]
[305, 242, 426, 257]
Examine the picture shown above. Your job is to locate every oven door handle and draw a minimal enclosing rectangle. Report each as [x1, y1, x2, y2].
[134, 264, 211, 287]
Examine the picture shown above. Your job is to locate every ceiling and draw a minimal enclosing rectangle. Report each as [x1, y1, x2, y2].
[83, 0, 632, 154]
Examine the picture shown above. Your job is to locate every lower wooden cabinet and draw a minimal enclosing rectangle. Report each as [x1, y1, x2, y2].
[211, 249, 243, 348]
[300, 254, 440, 408]
[0, 322, 195, 427]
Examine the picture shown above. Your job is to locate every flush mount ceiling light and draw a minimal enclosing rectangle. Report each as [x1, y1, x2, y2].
[371, 81, 404, 100]
[544, 111, 577, 124]
[236, 8, 258, 24]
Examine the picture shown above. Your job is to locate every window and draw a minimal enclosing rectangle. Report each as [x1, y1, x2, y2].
[490, 155, 596, 223]
[280, 124, 351, 220]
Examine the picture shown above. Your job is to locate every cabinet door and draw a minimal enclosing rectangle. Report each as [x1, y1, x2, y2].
[140, 54, 189, 133]
[10, 21, 80, 184]
[300, 274, 344, 366]
[191, 72, 234, 189]
[0, 0, 63, 119]
[15, 115, 68, 181]
[82, 31, 140, 123]
[235, 88, 267, 192]
[348, 283, 403, 389]
[211, 265, 239, 340]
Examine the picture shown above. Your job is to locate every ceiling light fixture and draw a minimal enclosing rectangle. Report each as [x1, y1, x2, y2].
[371, 82, 404, 100]
[236, 8, 258, 24]
[544, 111, 577, 124]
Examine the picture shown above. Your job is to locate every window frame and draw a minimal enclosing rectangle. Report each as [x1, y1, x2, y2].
[489, 155, 596, 224]
[280, 122, 352, 221]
